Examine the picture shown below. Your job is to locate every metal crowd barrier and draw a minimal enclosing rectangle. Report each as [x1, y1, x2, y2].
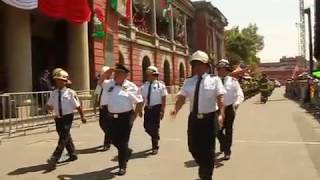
[0, 88, 178, 138]
[0, 90, 95, 137]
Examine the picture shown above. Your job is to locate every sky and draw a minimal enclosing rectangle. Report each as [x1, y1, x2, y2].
[192, 0, 314, 62]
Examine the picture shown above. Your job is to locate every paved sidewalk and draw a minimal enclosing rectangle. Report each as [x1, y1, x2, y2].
[0, 88, 320, 180]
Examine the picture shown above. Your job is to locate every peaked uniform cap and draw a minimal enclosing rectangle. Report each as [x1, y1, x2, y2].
[114, 63, 130, 73]
[216, 59, 231, 68]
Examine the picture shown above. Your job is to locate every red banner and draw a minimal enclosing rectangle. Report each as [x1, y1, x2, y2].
[38, 0, 91, 24]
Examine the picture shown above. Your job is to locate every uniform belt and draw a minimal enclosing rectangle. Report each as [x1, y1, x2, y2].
[145, 104, 161, 110]
[190, 112, 215, 119]
[55, 113, 73, 119]
[100, 105, 108, 109]
[109, 110, 133, 119]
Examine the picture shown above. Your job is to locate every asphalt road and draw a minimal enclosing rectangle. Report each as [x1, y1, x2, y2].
[1, 87, 320, 180]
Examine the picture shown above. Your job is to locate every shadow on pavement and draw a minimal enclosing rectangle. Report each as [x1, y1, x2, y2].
[184, 152, 225, 169]
[8, 162, 69, 175]
[57, 166, 118, 180]
[111, 149, 152, 162]
[76, 146, 104, 154]
[184, 160, 197, 168]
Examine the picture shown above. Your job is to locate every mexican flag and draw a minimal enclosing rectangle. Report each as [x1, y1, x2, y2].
[110, 0, 131, 19]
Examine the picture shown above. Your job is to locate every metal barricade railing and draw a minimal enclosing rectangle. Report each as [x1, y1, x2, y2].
[0, 90, 95, 137]
[0, 89, 178, 138]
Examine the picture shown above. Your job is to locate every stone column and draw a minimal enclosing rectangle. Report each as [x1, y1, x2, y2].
[4, 6, 32, 92]
[169, 5, 174, 41]
[184, 15, 188, 46]
[68, 23, 90, 90]
[152, 0, 157, 35]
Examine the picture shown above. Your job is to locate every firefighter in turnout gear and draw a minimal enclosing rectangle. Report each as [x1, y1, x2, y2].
[259, 73, 269, 103]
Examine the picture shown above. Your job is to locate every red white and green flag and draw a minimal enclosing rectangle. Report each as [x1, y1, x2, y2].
[110, 0, 131, 19]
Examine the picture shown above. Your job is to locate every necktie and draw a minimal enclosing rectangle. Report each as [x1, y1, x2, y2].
[98, 88, 103, 106]
[221, 77, 225, 85]
[58, 90, 63, 117]
[147, 81, 152, 106]
[192, 76, 202, 114]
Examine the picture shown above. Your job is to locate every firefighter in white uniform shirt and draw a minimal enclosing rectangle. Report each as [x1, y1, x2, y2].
[95, 66, 113, 151]
[171, 51, 226, 180]
[140, 66, 168, 155]
[101, 63, 143, 176]
[46, 69, 86, 169]
[216, 59, 244, 160]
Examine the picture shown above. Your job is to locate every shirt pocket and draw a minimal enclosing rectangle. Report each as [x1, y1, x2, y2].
[62, 95, 71, 102]
[118, 90, 129, 97]
[203, 83, 215, 97]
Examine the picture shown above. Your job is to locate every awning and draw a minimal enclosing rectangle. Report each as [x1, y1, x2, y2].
[38, 0, 91, 24]
[1, 0, 37, 10]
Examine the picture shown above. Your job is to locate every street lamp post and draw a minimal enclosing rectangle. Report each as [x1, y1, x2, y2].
[304, 8, 314, 74]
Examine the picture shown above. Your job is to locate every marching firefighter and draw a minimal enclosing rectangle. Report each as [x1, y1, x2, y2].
[101, 63, 143, 176]
[95, 66, 114, 151]
[171, 51, 226, 180]
[259, 73, 269, 103]
[46, 69, 87, 169]
[140, 66, 168, 155]
[216, 59, 244, 160]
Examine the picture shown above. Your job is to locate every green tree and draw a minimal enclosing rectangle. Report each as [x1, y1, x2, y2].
[225, 24, 264, 65]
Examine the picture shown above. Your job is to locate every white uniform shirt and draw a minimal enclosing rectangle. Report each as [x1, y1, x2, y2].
[140, 80, 168, 106]
[47, 87, 81, 117]
[102, 79, 143, 113]
[178, 73, 226, 113]
[221, 76, 244, 106]
[96, 80, 110, 106]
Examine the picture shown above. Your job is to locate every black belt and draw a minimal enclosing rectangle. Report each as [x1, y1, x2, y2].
[144, 104, 161, 110]
[55, 113, 73, 119]
[190, 112, 215, 119]
[109, 110, 133, 119]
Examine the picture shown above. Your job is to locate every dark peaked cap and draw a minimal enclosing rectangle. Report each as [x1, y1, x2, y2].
[114, 63, 130, 73]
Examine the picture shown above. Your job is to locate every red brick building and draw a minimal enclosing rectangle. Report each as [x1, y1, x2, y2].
[258, 56, 308, 84]
[0, 0, 227, 92]
[192, 1, 227, 63]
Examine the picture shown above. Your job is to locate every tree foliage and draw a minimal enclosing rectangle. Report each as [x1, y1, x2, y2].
[225, 24, 264, 65]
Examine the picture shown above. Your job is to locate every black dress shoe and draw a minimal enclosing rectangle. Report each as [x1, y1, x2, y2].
[151, 149, 158, 155]
[117, 168, 126, 176]
[223, 154, 231, 161]
[102, 144, 111, 151]
[67, 155, 78, 162]
[46, 157, 58, 169]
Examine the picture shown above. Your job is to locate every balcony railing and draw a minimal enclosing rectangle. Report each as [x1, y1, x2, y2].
[118, 25, 188, 55]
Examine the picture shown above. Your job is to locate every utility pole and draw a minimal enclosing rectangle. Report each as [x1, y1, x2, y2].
[304, 8, 314, 74]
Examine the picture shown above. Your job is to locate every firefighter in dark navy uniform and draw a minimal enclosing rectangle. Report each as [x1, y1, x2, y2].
[171, 51, 226, 180]
[140, 66, 168, 155]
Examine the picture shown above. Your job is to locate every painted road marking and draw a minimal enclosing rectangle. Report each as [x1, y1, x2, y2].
[235, 139, 320, 145]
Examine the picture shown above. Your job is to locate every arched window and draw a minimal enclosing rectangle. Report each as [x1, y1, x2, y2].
[179, 63, 185, 82]
[119, 52, 125, 65]
[142, 56, 151, 82]
[164, 60, 171, 85]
